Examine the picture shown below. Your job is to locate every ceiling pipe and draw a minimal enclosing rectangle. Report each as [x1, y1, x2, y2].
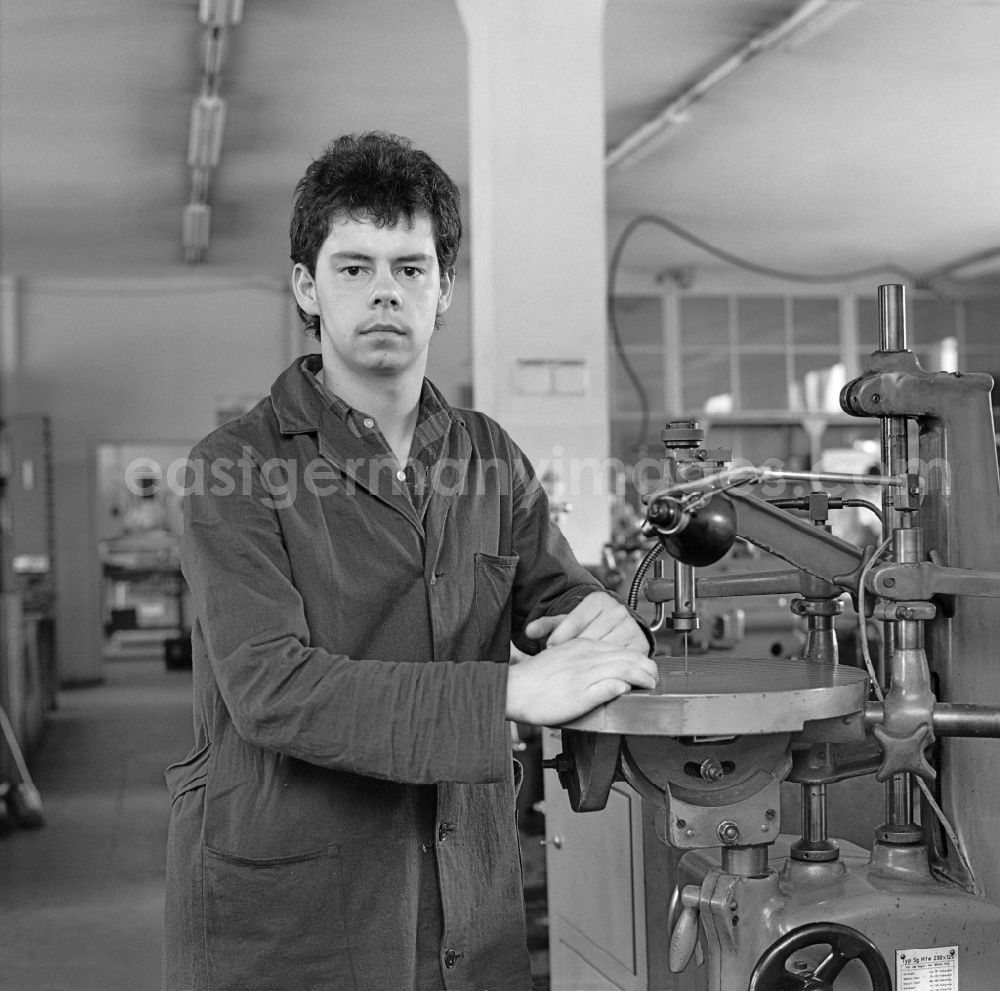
[918, 245, 1000, 283]
[605, 0, 862, 176]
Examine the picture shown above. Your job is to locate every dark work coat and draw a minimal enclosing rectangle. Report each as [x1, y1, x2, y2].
[163, 356, 606, 991]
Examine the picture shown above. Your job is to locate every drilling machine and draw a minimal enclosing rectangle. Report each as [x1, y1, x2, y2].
[548, 285, 1000, 990]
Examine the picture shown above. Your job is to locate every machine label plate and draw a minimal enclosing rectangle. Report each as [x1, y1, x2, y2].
[895, 946, 958, 990]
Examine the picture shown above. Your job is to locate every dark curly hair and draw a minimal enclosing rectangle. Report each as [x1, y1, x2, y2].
[289, 132, 463, 338]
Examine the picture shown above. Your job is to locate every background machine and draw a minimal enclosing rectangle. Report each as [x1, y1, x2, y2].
[546, 285, 1000, 990]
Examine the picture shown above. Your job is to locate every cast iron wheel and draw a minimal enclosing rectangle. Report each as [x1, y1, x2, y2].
[748, 922, 892, 991]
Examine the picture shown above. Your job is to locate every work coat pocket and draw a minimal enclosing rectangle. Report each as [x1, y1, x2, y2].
[202, 844, 352, 991]
[474, 552, 519, 661]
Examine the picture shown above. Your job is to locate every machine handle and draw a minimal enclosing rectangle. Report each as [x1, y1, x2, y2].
[668, 884, 702, 973]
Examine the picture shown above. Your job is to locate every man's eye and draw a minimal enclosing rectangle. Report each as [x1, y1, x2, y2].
[341, 266, 365, 277]
[400, 266, 423, 279]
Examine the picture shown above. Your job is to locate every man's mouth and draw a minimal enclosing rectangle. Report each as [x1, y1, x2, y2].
[362, 323, 406, 335]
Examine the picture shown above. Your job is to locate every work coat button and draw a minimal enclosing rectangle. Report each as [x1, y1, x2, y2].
[443, 948, 463, 969]
[438, 821, 455, 841]
[363, 417, 375, 429]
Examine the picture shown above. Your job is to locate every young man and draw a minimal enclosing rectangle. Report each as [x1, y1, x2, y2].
[163, 132, 657, 991]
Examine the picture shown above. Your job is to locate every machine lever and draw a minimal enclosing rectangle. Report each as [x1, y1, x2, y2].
[668, 884, 702, 973]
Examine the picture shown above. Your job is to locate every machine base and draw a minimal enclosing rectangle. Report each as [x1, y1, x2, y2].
[673, 836, 1000, 990]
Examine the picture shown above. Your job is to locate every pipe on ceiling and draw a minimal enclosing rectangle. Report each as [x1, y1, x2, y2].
[605, 0, 862, 175]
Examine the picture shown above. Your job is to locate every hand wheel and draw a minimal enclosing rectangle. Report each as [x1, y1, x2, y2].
[748, 922, 892, 991]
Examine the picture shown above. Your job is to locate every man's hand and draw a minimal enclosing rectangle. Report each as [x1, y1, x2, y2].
[524, 590, 648, 652]
[505, 639, 658, 726]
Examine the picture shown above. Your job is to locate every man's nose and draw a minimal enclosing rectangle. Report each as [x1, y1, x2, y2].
[370, 273, 402, 308]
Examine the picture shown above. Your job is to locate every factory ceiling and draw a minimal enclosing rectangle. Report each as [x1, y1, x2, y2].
[1, 0, 998, 287]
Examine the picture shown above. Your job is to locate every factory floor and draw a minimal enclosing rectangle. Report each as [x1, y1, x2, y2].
[0, 657, 552, 991]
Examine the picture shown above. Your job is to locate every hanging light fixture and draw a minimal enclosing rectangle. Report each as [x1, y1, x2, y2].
[199, 0, 244, 27]
[201, 25, 226, 77]
[182, 202, 212, 263]
[187, 92, 227, 170]
[182, 2, 242, 262]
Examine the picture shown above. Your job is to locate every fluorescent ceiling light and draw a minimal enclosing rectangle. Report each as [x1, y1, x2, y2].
[187, 93, 227, 169]
[182, 203, 212, 263]
[199, 0, 243, 26]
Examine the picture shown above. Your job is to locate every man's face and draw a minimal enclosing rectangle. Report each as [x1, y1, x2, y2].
[292, 211, 454, 383]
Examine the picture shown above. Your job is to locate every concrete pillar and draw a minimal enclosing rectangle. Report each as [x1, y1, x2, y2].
[458, 0, 611, 563]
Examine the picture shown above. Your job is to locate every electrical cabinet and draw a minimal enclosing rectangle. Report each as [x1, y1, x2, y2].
[543, 728, 700, 991]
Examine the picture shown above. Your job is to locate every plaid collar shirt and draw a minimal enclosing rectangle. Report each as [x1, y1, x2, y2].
[309, 368, 452, 521]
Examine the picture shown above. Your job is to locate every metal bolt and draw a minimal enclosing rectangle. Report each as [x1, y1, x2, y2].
[872, 394, 881, 404]
[717, 820, 741, 844]
[700, 758, 725, 782]
[883, 577, 895, 588]
[676, 819, 686, 829]
[765, 808, 776, 820]
[686, 828, 696, 838]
